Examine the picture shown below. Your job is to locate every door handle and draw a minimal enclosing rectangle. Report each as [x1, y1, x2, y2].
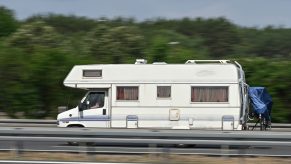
[103, 109, 106, 115]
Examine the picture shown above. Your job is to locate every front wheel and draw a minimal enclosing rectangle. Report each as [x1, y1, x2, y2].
[67, 125, 84, 146]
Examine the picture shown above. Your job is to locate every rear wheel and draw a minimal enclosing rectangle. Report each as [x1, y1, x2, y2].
[260, 117, 271, 131]
[260, 118, 265, 131]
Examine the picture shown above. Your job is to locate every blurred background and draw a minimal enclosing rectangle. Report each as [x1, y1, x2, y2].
[0, 0, 290, 123]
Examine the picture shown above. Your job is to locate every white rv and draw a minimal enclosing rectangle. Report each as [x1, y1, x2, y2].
[57, 59, 249, 130]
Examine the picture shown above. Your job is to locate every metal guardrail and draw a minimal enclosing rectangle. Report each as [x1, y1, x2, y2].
[0, 119, 56, 127]
[0, 127, 291, 158]
[248, 123, 291, 129]
[1, 120, 291, 160]
[1, 135, 291, 147]
[0, 127, 291, 145]
[0, 119, 56, 124]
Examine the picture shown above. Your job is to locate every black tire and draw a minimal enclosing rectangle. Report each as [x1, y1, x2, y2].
[260, 118, 267, 131]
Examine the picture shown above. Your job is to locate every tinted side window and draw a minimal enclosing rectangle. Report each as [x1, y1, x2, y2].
[85, 92, 105, 109]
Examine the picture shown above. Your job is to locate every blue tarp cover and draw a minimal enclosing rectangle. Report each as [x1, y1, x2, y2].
[248, 87, 272, 121]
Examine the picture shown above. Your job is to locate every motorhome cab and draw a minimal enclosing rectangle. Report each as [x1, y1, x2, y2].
[57, 59, 249, 130]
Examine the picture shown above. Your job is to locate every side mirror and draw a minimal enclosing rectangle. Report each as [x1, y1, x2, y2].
[78, 102, 84, 111]
[78, 100, 90, 111]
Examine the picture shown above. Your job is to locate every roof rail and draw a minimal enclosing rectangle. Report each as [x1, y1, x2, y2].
[185, 60, 230, 64]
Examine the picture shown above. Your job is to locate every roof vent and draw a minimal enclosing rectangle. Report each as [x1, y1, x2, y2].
[135, 59, 147, 64]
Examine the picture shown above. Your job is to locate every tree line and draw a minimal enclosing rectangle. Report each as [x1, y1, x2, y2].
[0, 6, 290, 122]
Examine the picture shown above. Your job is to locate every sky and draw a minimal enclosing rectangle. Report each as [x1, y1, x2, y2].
[1, 0, 291, 28]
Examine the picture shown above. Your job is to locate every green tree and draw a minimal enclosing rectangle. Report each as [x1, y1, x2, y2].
[26, 14, 97, 34]
[26, 49, 80, 118]
[239, 58, 291, 123]
[243, 27, 291, 58]
[146, 29, 209, 63]
[86, 25, 145, 63]
[0, 44, 34, 118]
[174, 18, 240, 58]
[6, 21, 61, 53]
[0, 6, 18, 37]
[0, 43, 85, 118]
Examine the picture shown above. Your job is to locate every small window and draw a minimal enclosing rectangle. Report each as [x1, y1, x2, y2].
[191, 87, 228, 102]
[157, 86, 171, 98]
[83, 70, 102, 77]
[117, 86, 139, 100]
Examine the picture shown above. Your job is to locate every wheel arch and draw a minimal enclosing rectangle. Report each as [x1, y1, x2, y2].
[67, 124, 85, 127]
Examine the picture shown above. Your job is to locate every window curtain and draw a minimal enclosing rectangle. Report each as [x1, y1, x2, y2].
[191, 87, 228, 102]
[157, 86, 171, 97]
[117, 87, 138, 100]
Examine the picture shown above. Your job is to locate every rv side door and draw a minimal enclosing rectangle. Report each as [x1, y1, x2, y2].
[79, 91, 109, 127]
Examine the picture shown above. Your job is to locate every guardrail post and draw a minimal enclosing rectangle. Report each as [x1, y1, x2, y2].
[86, 143, 96, 161]
[77, 142, 95, 161]
[239, 148, 245, 164]
[221, 144, 229, 159]
[161, 146, 170, 163]
[78, 142, 86, 156]
[148, 143, 157, 162]
[14, 141, 23, 158]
